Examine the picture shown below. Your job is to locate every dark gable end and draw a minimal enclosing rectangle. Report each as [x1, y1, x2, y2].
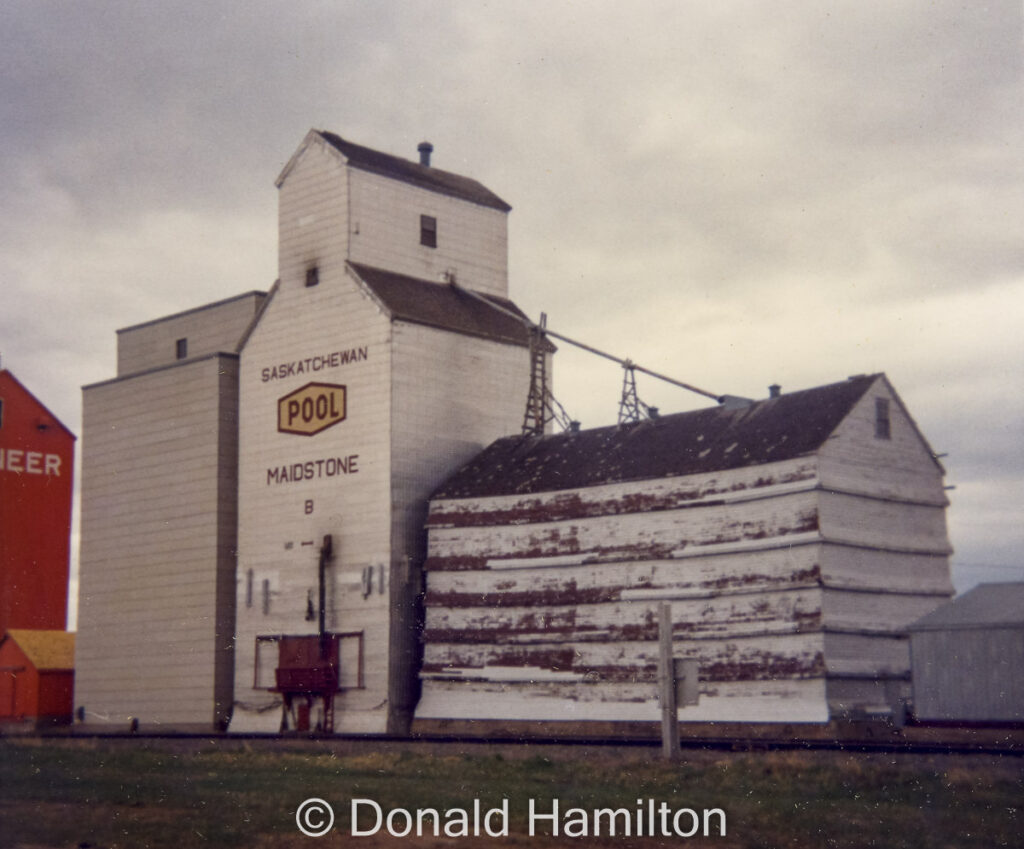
[435, 374, 881, 498]
[319, 131, 512, 212]
[347, 262, 549, 350]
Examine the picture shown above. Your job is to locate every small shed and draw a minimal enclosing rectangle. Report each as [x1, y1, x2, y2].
[0, 629, 75, 724]
[909, 582, 1024, 723]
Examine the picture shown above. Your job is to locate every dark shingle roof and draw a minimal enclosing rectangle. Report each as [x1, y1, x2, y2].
[348, 263, 548, 350]
[319, 132, 512, 212]
[910, 583, 1024, 631]
[434, 375, 881, 498]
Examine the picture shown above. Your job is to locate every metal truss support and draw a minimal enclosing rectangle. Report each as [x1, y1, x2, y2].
[618, 363, 657, 424]
[522, 314, 576, 436]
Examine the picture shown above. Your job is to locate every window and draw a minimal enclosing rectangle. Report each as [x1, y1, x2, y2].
[245, 569, 254, 609]
[305, 266, 319, 288]
[0, 398, 4, 429]
[420, 214, 437, 248]
[262, 578, 271, 615]
[175, 338, 188, 360]
[875, 397, 891, 440]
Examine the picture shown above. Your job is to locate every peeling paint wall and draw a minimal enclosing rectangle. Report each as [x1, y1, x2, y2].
[416, 376, 954, 729]
[419, 457, 834, 724]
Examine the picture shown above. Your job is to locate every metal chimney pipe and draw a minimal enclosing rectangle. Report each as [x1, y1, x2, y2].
[418, 141, 433, 166]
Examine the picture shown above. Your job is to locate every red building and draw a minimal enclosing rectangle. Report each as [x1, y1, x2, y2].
[0, 630, 75, 723]
[0, 368, 75, 634]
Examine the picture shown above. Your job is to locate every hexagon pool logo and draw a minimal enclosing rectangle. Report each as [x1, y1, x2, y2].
[278, 382, 347, 436]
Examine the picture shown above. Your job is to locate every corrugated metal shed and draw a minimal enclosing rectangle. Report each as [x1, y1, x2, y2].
[909, 583, 1024, 723]
[910, 582, 1024, 631]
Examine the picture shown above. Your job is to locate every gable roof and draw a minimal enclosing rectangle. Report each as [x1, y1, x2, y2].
[909, 583, 1024, 632]
[315, 131, 512, 212]
[0, 369, 77, 442]
[434, 374, 882, 499]
[3, 630, 75, 670]
[115, 290, 268, 336]
[348, 263, 550, 351]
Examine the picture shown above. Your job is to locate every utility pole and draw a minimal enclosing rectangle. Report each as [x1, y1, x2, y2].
[659, 602, 680, 759]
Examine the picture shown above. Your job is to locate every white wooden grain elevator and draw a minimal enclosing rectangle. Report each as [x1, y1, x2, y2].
[76, 130, 954, 737]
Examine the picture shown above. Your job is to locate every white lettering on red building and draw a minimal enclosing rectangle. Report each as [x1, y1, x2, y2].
[0, 448, 62, 476]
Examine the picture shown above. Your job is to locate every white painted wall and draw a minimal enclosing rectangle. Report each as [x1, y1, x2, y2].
[349, 168, 508, 298]
[232, 267, 393, 734]
[117, 293, 266, 376]
[77, 355, 238, 729]
[232, 130, 521, 734]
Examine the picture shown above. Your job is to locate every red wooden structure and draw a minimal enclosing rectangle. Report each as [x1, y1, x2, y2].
[0, 369, 75, 633]
[0, 630, 75, 723]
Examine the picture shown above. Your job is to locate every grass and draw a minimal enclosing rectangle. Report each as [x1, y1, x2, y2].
[0, 737, 1021, 848]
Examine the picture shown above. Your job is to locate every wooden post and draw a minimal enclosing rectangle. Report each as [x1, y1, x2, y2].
[659, 602, 680, 759]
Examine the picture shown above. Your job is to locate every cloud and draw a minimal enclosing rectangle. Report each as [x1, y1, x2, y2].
[1, 0, 1021, 598]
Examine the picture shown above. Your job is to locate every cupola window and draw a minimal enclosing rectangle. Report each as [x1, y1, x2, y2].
[875, 397, 891, 440]
[420, 215, 437, 248]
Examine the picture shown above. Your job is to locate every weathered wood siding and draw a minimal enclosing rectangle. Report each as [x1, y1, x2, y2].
[116, 292, 266, 376]
[815, 376, 953, 709]
[419, 456, 832, 724]
[77, 355, 238, 729]
[418, 376, 955, 728]
[818, 376, 948, 508]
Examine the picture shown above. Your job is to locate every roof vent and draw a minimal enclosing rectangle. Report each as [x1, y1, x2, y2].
[418, 141, 433, 167]
[769, 384, 781, 398]
[719, 394, 755, 410]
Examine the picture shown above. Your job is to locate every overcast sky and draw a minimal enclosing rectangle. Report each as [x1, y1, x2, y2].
[2, 1, 1021, 623]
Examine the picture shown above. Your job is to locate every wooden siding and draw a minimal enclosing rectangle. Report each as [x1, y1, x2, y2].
[418, 377, 955, 728]
[116, 292, 266, 377]
[76, 355, 238, 728]
[427, 459, 821, 529]
[419, 457, 833, 724]
[416, 677, 829, 724]
[426, 487, 821, 570]
[230, 132, 522, 734]
[818, 375, 946, 507]
[388, 321, 531, 728]
[819, 546, 952, 595]
[233, 241, 394, 734]
[0, 370, 75, 635]
[277, 136, 350, 299]
[348, 168, 509, 298]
